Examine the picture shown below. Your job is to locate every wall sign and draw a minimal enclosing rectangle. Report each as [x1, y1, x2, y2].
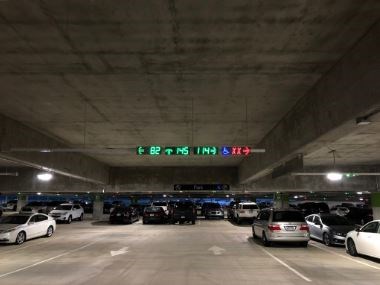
[174, 184, 230, 191]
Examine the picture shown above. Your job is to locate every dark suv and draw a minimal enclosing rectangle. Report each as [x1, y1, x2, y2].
[169, 201, 196, 225]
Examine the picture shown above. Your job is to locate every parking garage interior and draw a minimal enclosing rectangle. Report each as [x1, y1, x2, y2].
[0, 1, 380, 284]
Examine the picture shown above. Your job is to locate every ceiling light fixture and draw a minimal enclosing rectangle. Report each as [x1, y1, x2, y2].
[326, 172, 343, 181]
[37, 172, 53, 181]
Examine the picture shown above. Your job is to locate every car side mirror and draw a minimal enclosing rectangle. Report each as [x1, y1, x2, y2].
[355, 226, 361, 232]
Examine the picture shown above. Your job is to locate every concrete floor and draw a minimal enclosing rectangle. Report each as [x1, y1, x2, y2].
[0, 219, 379, 285]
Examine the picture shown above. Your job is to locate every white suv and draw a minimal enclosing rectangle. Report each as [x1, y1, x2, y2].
[49, 204, 84, 224]
[234, 202, 260, 224]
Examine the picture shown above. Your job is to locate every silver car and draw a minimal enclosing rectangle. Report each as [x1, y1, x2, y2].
[252, 208, 310, 247]
[306, 214, 355, 246]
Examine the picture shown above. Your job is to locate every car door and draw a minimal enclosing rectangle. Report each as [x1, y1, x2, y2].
[26, 215, 40, 238]
[35, 214, 50, 237]
[313, 216, 324, 240]
[306, 215, 316, 238]
[73, 205, 81, 219]
[355, 221, 379, 256]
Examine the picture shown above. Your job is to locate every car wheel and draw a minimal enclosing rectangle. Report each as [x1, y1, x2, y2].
[323, 233, 331, 246]
[179, 220, 184, 224]
[15, 231, 26, 245]
[67, 215, 72, 224]
[347, 239, 358, 256]
[46, 226, 54, 237]
[262, 232, 270, 247]
[192, 220, 196, 225]
[79, 213, 84, 221]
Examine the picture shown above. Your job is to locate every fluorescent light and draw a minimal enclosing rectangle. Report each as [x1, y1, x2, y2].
[357, 192, 363, 195]
[37, 192, 42, 195]
[326, 172, 343, 181]
[37, 172, 53, 181]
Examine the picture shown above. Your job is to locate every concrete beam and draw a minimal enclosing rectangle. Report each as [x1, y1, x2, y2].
[0, 114, 109, 184]
[0, 167, 104, 193]
[110, 167, 239, 192]
[240, 21, 380, 183]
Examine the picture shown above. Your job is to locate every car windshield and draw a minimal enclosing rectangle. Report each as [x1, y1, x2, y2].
[205, 203, 220, 209]
[175, 202, 194, 209]
[273, 211, 305, 222]
[55, 205, 72, 210]
[322, 216, 352, 226]
[145, 207, 162, 212]
[152, 202, 167, 206]
[0, 215, 30, 224]
[243, 204, 258, 209]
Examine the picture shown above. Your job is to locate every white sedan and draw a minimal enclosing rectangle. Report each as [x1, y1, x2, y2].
[0, 213, 56, 245]
[345, 220, 380, 259]
[49, 203, 84, 223]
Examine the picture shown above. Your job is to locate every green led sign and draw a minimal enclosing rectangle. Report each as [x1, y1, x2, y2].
[193, 146, 218, 155]
[136, 146, 162, 155]
[165, 146, 190, 156]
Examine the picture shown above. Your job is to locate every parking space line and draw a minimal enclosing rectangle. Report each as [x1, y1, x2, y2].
[257, 246, 312, 282]
[310, 243, 380, 270]
[0, 241, 97, 279]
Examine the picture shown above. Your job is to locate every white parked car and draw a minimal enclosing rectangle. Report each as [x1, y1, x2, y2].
[234, 202, 260, 224]
[0, 213, 56, 245]
[151, 201, 169, 214]
[49, 204, 84, 224]
[345, 220, 380, 259]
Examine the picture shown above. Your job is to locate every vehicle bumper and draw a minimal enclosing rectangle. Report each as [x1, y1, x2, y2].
[331, 234, 346, 245]
[144, 216, 165, 223]
[172, 215, 195, 221]
[50, 215, 69, 222]
[0, 232, 14, 243]
[268, 232, 310, 242]
[206, 212, 224, 219]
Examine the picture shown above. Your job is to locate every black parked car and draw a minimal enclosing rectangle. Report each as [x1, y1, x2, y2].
[345, 207, 373, 225]
[143, 206, 168, 224]
[109, 205, 139, 224]
[297, 202, 330, 216]
[169, 201, 196, 225]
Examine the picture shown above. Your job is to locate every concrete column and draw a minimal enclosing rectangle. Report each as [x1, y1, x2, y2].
[371, 193, 380, 220]
[92, 194, 104, 220]
[16, 194, 28, 212]
[273, 192, 289, 209]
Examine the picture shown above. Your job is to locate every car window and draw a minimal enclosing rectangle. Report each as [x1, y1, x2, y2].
[361, 222, 379, 233]
[29, 215, 38, 223]
[261, 211, 270, 221]
[242, 204, 258, 210]
[74, 205, 81, 209]
[273, 211, 305, 222]
[306, 216, 314, 222]
[37, 215, 48, 222]
[314, 217, 321, 224]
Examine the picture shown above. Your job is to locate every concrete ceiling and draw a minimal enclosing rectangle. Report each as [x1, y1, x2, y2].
[0, 0, 379, 167]
[305, 113, 380, 167]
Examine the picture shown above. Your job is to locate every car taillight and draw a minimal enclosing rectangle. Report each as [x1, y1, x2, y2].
[300, 224, 309, 231]
[268, 224, 281, 231]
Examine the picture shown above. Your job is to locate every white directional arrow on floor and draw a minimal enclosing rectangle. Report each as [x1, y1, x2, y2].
[110, 247, 129, 257]
[208, 246, 226, 255]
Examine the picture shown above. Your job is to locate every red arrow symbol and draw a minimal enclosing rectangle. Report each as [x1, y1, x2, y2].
[242, 146, 250, 156]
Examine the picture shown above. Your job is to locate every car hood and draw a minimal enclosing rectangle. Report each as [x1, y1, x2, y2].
[50, 210, 69, 214]
[329, 225, 356, 233]
[0, 224, 23, 232]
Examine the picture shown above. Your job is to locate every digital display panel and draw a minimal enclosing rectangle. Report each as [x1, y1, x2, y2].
[136, 146, 162, 155]
[164, 146, 190, 156]
[221, 146, 251, 156]
[193, 146, 218, 155]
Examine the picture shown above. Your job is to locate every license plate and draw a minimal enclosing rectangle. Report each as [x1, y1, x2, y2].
[116, 213, 121, 216]
[284, 226, 296, 231]
[150, 214, 154, 217]
[181, 216, 185, 218]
